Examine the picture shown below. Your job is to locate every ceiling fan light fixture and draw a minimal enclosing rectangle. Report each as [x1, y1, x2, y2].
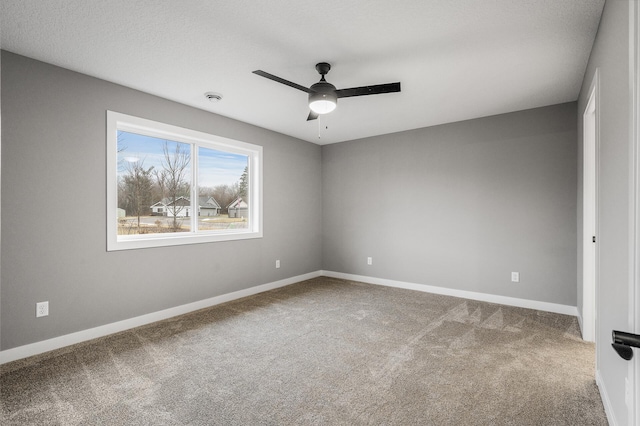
[308, 81, 337, 114]
[309, 96, 337, 114]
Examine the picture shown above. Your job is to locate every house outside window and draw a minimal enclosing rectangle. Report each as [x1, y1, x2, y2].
[107, 111, 262, 251]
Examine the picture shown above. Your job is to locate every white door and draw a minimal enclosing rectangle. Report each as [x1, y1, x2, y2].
[583, 75, 598, 344]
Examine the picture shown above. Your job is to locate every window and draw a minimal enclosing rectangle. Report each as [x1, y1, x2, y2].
[107, 111, 262, 251]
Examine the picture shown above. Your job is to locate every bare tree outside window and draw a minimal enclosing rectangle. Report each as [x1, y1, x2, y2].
[157, 141, 191, 231]
[121, 158, 154, 231]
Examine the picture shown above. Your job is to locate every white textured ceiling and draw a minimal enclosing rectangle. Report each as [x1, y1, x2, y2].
[1, 0, 604, 145]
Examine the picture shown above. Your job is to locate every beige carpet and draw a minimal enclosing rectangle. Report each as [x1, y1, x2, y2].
[1, 277, 607, 425]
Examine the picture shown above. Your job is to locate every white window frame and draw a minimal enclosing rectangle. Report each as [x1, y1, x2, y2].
[107, 111, 263, 251]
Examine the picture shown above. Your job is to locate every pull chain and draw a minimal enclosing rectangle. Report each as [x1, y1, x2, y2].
[318, 115, 328, 140]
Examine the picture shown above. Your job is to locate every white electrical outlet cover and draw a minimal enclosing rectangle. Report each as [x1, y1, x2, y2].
[36, 301, 49, 317]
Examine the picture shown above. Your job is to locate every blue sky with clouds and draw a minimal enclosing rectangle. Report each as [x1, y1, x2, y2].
[117, 131, 247, 187]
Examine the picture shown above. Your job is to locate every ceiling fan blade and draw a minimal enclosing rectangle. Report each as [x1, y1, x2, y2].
[335, 82, 401, 98]
[307, 110, 319, 121]
[252, 70, 311, 93]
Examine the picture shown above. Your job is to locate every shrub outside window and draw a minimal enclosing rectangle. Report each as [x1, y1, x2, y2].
[107, 111, 262, 251]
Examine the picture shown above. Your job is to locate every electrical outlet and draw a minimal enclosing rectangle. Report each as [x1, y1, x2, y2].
[511, 272, 520, 283]
[275, 259, 280, 269]
[36, 301, 49, 318]
[367, 257, 373, 265]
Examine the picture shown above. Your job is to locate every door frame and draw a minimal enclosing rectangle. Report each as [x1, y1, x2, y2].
[582, 71, 599, 346]
[630, 1, 639, 423]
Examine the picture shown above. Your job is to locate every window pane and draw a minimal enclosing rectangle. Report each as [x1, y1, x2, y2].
[117, 131, 192, 235]
[108, 111, 262, 251]
[198, 146, 249, 232]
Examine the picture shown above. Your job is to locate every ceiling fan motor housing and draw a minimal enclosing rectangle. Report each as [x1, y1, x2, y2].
[309, 80, 337, 114]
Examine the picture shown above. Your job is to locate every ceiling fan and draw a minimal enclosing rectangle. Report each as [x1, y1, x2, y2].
[252, 62, 401, 121]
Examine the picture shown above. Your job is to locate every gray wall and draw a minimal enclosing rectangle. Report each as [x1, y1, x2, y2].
[322, 103, 578, 306]
[577, 1, 632, 424]
[0, 49, 586, 359]
[0, 51, 322, 350]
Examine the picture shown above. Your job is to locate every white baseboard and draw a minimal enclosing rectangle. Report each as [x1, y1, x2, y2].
[577, 311, 584, 335]
[596, 370, 618, 426]
[322, 270, 579, 317]
[0, 269, 581, 366]
[0, 270, 322, 365]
